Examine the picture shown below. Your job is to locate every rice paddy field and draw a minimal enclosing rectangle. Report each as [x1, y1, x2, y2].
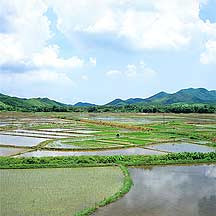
[0, 112, 215, 157]
[0, 167, 123, 216]
[0, 112, 216, 216]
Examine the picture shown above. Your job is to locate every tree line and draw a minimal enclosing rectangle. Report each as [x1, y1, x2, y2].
[0, 103, 215, 113]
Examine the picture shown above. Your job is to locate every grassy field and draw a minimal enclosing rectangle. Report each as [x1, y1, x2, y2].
[0, 167, 123, 216]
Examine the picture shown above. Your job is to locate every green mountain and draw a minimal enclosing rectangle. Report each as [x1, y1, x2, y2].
[0, 93, 67, 110]
[0, 88, 215, 111]
[106, 88, 216, 106]
[74, 102, 96, 107]
[161, 88, 216, 104]
[106, 99, 127, 106]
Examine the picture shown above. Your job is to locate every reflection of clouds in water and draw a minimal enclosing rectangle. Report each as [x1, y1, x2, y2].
[94, 165, 216, 216]
[198, 195, 216, 216]
[205, 165, 216, 178]
[125, 166, 216, 216]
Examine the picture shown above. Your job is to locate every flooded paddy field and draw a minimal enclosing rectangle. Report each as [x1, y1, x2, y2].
[0, 112, 215, 155]
[0, 167, 123, 216]
[0, 112, 216, 216]
[148, 142, 216, 153]
[94, 164, 216, 216]
[17, 147, 163, 157]
[79, 113, 216, 125]
[0, 134, 47, 147]
[0, 146, 27, 156]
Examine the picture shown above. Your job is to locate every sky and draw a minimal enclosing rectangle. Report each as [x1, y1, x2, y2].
[0, 0, 216, 105]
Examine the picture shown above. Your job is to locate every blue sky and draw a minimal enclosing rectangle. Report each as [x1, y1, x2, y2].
[0, 0, 215, 104]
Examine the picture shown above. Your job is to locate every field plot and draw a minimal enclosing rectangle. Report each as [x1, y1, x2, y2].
[0, 167, 123, 216]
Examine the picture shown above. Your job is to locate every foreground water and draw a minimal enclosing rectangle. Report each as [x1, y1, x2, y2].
[94, 165, 216, 216]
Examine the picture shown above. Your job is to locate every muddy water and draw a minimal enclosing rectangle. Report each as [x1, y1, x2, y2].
[149, 142, 215, 153]
[94, 165, 216, 216]
[17, 147, 163, 157]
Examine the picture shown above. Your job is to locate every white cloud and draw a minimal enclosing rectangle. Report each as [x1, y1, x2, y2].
[46, 0, 216, 50]
[0, 70, 75, 98]
[33, 45, 84, 69]
[200, 40, 216, 64]
[0, 34, 24, 65]
[0, 0, 85, 73]
[0, 0, 51, 56]
[89, 57, 97, 66]
[106, 61, 156, 80]
[106, 69, 122, 77]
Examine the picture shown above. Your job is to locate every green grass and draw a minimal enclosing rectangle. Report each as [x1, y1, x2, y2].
[0, 167, 123, 216]
[1, 152, 215, 169]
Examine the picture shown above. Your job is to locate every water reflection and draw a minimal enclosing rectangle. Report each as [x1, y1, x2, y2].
[94, 165, 216, 216]
[199, 195, 216, 216]
[17, 147, 163, 157]
[0, 134, 47, 147]
[0, 147, 26, 156]
[149, 143, 215, 153]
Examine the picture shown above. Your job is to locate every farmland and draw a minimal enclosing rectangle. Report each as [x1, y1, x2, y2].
[0, 167, 123, 216]
[0, 111, 216, 216]
[0, 112, 215, 157]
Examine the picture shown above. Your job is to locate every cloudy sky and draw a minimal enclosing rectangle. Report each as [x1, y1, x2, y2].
[0, 0, 215, 104]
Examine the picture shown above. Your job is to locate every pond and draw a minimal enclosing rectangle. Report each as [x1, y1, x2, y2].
[148, 142, 216, 153]
[94, 164, 216, 216]
[17, 147, 163, 157]
[0, 134, 47, 147]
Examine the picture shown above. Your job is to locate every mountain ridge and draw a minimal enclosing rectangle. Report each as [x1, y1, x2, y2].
[105, 88, 216, 106]
[0, 88, 215, 110]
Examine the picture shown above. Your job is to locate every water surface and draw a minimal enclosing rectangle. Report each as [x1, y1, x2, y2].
[149, 142, 215, 153]
[18, 147, 163, 157]
[0, 147, 27, 156]
[94, 165, 216, 216]
[89, 116, 157, 124]
[0, 134, 47, 147]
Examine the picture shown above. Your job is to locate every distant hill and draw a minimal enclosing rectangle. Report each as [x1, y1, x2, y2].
[0, 88, 215, 111]
[106, 88, 216, 106]
[161, 88, 216, 104]
[74, 102, 96, 107]
[0, 93, 67, 110]
[106, 99, 127, 106]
